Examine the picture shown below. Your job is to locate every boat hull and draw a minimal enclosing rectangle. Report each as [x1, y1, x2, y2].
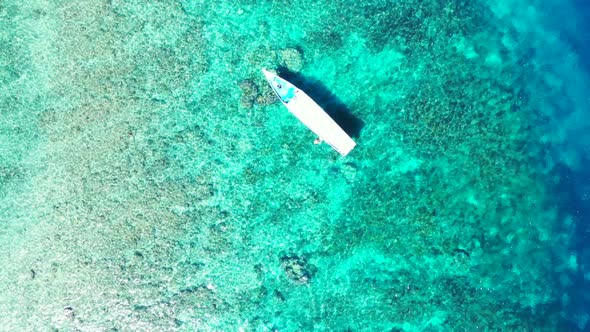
[262, 69, 356, 156]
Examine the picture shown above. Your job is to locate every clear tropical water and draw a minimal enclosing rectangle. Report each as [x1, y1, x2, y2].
[1, 0, 589, 330]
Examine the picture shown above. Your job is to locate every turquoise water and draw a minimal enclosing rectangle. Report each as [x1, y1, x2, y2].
[1, 0, 589, 330]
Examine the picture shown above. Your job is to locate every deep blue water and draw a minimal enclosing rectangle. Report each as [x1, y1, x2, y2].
[546, 1, 590, 329]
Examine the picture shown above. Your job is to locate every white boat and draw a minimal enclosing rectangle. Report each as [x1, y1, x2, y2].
[262, 69, 356, 156]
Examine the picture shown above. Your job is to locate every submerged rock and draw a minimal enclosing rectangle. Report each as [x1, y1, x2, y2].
[63, 306, 75, 320]
[280, 254, 317, 284]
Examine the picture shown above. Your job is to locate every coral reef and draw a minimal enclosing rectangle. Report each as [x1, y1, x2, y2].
[238, 79, 259, 108]
[279, 47, 304, 72]
[280, 254, 317, 284]
[0, 0, 587, 330]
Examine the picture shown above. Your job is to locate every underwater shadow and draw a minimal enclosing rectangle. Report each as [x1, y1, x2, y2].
[277, 67, 364, 138]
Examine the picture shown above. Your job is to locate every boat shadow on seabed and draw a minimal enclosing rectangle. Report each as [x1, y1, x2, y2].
[277, 67, 364, 139]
